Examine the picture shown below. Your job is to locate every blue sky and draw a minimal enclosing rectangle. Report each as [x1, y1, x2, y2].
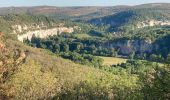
[0, 0, 170, 7]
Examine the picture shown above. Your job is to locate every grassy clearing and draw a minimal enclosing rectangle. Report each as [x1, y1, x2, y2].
[74, 33, 91, 39]
[99, 56, 127, 66]
[99, 56, 164, 67]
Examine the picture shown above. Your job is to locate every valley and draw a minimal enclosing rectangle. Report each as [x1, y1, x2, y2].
[0, 3, 170, 100]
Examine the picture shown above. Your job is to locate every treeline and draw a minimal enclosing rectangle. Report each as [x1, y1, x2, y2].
[24, 31, 170, 65]
[0, 14, 58, 34]
[24, 34, 117, 67]
[89, 8, 170, 32]
[23, 33, 170, 99]
[133, 33, 170, 63]
[3, 37, 170, 99]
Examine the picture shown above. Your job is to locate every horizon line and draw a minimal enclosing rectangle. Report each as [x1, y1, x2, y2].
[0, 2, 170, 8]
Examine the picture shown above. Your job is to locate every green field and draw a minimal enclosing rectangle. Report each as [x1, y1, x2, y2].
[99, 56, 127, 66]
[74, 33, 91, 39]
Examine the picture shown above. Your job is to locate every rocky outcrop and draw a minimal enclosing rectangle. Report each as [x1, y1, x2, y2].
[137, 20, 170, 28]
[104, 39, 153, 55]
[17, 27, 74, 42]
[12, 22, 49, 34]
[15, 50, 26, 65]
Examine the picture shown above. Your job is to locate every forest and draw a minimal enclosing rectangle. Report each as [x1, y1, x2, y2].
[0, 3, 170, 100]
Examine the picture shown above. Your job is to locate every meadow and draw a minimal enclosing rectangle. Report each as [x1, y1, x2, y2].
[99, 56, 127, 66]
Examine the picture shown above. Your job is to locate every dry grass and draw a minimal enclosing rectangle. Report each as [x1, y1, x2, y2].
[1, 39, 140, 99]
[3, 40, 108, 99]
[74, 33, 91, 39]
[99, 56, 127, 66]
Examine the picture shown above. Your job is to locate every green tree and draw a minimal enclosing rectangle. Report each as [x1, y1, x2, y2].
[61, 44, 69, 52]
[129, 52, 135, 59]
[166, 53, 170, 64]
[53, 44, 60, 53]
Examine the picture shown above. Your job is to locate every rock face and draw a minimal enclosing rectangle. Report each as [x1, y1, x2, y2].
[12, 23, 47, 34]
[137, 20, 170, 28]
[104, 39, 153, 55]
[17, 27, 74, 42]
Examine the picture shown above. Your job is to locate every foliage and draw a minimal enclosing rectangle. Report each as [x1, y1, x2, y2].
[1, 5, 170, 99]
[25, 34, 118, 67]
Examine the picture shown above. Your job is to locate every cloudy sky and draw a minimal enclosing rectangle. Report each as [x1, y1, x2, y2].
[0, 0, 170, 7]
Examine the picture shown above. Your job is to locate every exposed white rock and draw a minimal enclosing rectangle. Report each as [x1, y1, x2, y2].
[12, 22, 47, 34]
[137, 20, 170, 28]
[12, 25, 23, 33]
[17, 27, 74, 42]
[23, 25, 28, 31]
[105, 39, 153, 55]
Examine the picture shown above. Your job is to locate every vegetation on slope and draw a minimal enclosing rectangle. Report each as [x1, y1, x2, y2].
[0, 4, 170, 99]
[1, 29, 169, 99]
[0, 14, 54, 33]
[21, 31, 170, 99]
[0, 34, 138, 99]
[89, 7, 170, 36]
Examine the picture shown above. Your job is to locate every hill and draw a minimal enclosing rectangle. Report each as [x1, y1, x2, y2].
[0, 33, 142, 99]
[0, 4, 170, 99]
[1, 29, 169, 99]
[0, 14, 58, 33]
[89, 5, 170, 32]
[0, 6, 130, 20]
[1, 36, 170, 99]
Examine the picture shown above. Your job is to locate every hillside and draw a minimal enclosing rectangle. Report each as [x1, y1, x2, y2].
[1, 36, 170, 99]
[0, 6, 130, 20]
[0, 14, 58, 33]
[0, 14, 86, 41]
[87, 4, 170, 59]
[0, 33, 142, 99]
[0, 3, 170, 99]
[89, 6, 170, 33]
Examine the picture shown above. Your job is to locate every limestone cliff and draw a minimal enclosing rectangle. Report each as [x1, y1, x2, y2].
[104, 39, 153, 55]
[17, 27, 74, 42]
[136, 20, 170, 28]
[12, 22, 54, 34]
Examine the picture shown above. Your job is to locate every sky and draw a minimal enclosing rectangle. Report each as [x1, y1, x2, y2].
[0, 0, 170, 7]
